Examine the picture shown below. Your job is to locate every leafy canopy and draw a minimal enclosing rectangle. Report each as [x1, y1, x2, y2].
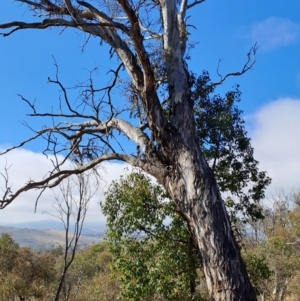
[192, 71, 271, 221]
[102, 172, 203, 301]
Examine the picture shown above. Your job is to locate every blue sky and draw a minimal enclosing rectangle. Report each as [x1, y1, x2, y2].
[0, 0, 300, 225]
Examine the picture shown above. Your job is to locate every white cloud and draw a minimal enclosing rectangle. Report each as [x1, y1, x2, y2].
[0, 148, 130, 225]
[249, 98, 300, 194]
[2, 100, 300, 226]
[249, 17, 300, 51]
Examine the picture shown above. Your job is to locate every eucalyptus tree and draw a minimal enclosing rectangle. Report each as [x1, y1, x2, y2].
[0, 1, 260, 299]
[103, 77, 271, 299]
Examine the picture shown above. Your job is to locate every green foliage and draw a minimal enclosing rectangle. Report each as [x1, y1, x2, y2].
[102, 172, 203, 300]
[0, 233, 19, 272]
[242, 192, 300, 299]
[69, 243, 110, 280]
[63, 243, 120, 301]
[243, 252, 272, 287]
[192, 71, 271, 221]
[0, 234, 56, 301]
[0, 235, 120, 301]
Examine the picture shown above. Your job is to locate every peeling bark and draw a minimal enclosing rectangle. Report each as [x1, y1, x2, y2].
[157, 126, 256, 300]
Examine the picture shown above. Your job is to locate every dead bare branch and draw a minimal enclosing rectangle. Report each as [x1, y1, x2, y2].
[0, 20, 77, 37]
[211, 44, 258, 88]
[286, 238, 300, 245]
[77, 0, 130, 35]
[0, 131, 45, 155]
[0, 153, 135, 209]
[187, 0, 206, 10]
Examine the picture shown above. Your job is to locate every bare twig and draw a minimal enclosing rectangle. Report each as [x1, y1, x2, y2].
[210, 44, 258, 88]
[286, 238, 300, 245]
[187, 0, 206, 9]
[47, 172, 96, 301]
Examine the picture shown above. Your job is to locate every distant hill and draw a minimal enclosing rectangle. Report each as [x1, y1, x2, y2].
[2, 220, 106, 237]
[0, 225, 104, 251]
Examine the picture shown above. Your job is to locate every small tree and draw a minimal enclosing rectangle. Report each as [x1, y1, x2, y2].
[103, 171, 204, 300]
[49, 172, 97, 301]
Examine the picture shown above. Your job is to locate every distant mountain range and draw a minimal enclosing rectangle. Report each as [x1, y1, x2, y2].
[0, 220, 106, 251]
[2, 219, 106, 235]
